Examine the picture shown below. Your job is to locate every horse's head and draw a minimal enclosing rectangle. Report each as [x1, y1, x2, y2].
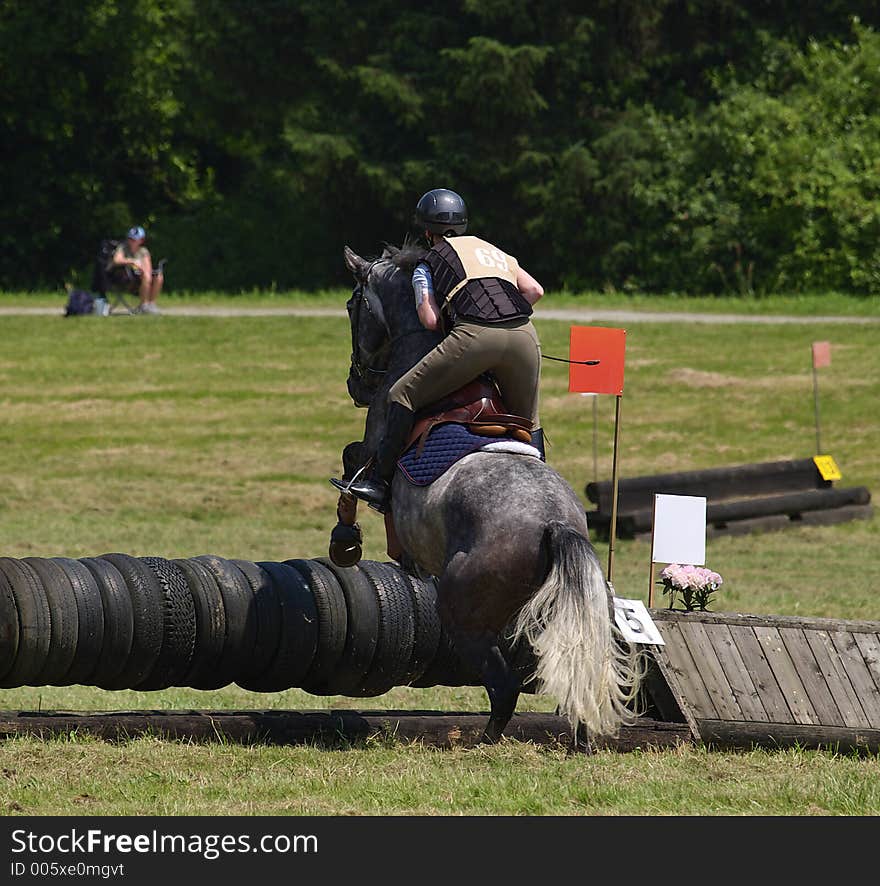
[343, 246, 392, 407]
[342, 243, 427, 407]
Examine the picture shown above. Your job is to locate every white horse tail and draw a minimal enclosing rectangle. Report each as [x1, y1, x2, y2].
[512, 520, 644, 737]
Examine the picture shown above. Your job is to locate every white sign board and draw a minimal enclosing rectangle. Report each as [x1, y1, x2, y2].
[613, 598, 665, 645]
[651, 493, 706, 566]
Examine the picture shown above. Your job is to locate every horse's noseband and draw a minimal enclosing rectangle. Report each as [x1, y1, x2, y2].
[347, 263, 390, 405]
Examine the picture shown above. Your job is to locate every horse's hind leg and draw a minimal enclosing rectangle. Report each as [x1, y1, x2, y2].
[481, 641, 522, 743]
[450, 630, 521, 744]
[438, 556, 523, 743]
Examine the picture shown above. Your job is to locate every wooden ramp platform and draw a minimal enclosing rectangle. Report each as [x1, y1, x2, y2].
[645, 609, 880, 753]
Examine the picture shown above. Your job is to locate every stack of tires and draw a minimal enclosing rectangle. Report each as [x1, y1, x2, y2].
[0, 555, 483, 693]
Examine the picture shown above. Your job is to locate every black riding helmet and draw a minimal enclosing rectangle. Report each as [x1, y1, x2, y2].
[414, 188, 468, 236]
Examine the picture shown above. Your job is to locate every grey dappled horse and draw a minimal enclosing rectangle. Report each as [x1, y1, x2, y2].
[336, 244, 643, 744]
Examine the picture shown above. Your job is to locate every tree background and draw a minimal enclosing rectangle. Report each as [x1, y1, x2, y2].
[2, 0, 879, 295]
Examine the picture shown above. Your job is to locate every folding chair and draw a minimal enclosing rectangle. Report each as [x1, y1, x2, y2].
[91, 238, 134, 314]
[90, 239, 166, 314]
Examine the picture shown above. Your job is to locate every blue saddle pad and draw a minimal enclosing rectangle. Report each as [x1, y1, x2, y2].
[397, 422, 492, 486]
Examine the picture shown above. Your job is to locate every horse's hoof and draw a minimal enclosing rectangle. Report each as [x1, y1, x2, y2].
[329, 541, 362, 568]
[480, 722, 506, 745]
[571, 725, 594, 755]
[329, 522, 363, 567]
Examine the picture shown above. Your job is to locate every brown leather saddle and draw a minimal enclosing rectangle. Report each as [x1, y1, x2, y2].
[406, 376, 533, 458]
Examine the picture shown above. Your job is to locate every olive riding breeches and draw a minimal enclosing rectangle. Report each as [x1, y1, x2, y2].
[388, 318, 541, 427]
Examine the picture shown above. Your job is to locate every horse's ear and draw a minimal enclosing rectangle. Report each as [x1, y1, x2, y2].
[343, 245, 370, 282]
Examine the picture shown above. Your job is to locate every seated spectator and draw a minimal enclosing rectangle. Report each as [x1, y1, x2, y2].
[106, 226, 164, 314]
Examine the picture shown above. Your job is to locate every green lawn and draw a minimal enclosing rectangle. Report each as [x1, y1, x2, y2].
[0, 292, 878, 815]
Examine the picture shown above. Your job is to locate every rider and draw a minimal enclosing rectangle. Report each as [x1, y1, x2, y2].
[344, 188, 546, 513]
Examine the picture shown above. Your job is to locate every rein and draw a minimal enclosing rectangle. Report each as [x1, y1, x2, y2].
[349, 260, 389, 381]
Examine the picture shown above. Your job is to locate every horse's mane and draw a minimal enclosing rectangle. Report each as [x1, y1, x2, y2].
[379, 236, 427, 272]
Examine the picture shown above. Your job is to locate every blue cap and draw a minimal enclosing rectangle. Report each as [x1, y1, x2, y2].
[127, 226, 146, 240]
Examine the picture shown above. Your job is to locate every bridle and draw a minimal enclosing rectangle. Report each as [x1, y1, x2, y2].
[348, 260, 390, 391]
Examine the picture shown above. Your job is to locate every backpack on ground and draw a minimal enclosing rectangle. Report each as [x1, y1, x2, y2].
[64, 288, 95, 316]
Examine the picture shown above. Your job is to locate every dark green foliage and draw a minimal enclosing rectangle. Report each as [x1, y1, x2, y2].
[2, 1, 880, 293]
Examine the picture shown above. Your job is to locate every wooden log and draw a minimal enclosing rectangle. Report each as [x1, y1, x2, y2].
[796, 503, 874, 528]
[697, 719, 880, 755]
[0, 709, 691, 752]
[706, 514, 793, 538]
[585, 458, 829, 514]
[604, 486, 870, 536]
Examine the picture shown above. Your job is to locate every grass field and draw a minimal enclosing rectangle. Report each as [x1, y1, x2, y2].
[0, 290, 878, 815]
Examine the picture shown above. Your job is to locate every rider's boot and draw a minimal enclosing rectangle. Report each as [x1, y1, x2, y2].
[530, 427, 546, 461]
[335, 403, 415, 513]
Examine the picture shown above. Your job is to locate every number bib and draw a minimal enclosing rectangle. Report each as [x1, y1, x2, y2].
[424, 236, 532, 325]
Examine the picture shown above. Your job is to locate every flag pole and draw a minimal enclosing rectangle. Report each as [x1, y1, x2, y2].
[648, 496, 658, 607]
[592, 394, 599, 485]
[607, 393, 622, 584]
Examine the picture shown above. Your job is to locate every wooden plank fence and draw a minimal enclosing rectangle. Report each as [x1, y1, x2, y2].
[646, 609, 880, 753]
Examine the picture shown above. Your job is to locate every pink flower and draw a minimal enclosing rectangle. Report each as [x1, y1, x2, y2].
[658, 564, 722, 611]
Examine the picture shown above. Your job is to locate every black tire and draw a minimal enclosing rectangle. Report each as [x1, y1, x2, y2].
[194, 555, 258, 689]
[283, 559, 347, 695]
[409, 577, 481, 688]
[391, 565, 442, 686]
[97, 553, 162, 690]
[79, 557, 135, 690]
[0, 558, 51, 687]
[0, 566, 19, 683]
[238, 561, 319, 692]
[288, 558, 377, 697]
[137, 557, 197, 690]
[172, 558, 227, 689]
[48, 558, 104, 687]
[229, 559, 281, 682]
[344, 560, 416, 696]
[21, 557, 79, 686]
[410, 626, 463, 688]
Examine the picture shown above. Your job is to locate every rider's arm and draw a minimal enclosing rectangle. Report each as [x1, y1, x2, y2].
[112, 245, 140, 271]
[413, 262, 442, 330]
[516, 265, 544, 305]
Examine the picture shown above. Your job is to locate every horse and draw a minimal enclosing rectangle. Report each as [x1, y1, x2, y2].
[331, 243, 643, 745]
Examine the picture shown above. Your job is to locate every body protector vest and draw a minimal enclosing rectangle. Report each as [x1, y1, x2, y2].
[422, 236, 533, 325]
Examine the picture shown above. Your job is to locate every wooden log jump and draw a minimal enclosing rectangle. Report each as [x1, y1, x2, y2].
[644, 609, 880, 755]
[0, 709, 690, 752]
[585, 457, 872, 539]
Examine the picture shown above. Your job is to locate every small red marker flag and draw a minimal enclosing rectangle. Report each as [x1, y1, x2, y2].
[568, 326, 626, 395]
[812, 341, 831, 369]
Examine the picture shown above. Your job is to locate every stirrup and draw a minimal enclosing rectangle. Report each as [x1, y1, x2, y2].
[330, 476, 390, 514]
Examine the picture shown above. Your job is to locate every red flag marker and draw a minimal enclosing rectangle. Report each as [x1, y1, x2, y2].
[812, 341, 831, 369]
[569, 326, 626, 395]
